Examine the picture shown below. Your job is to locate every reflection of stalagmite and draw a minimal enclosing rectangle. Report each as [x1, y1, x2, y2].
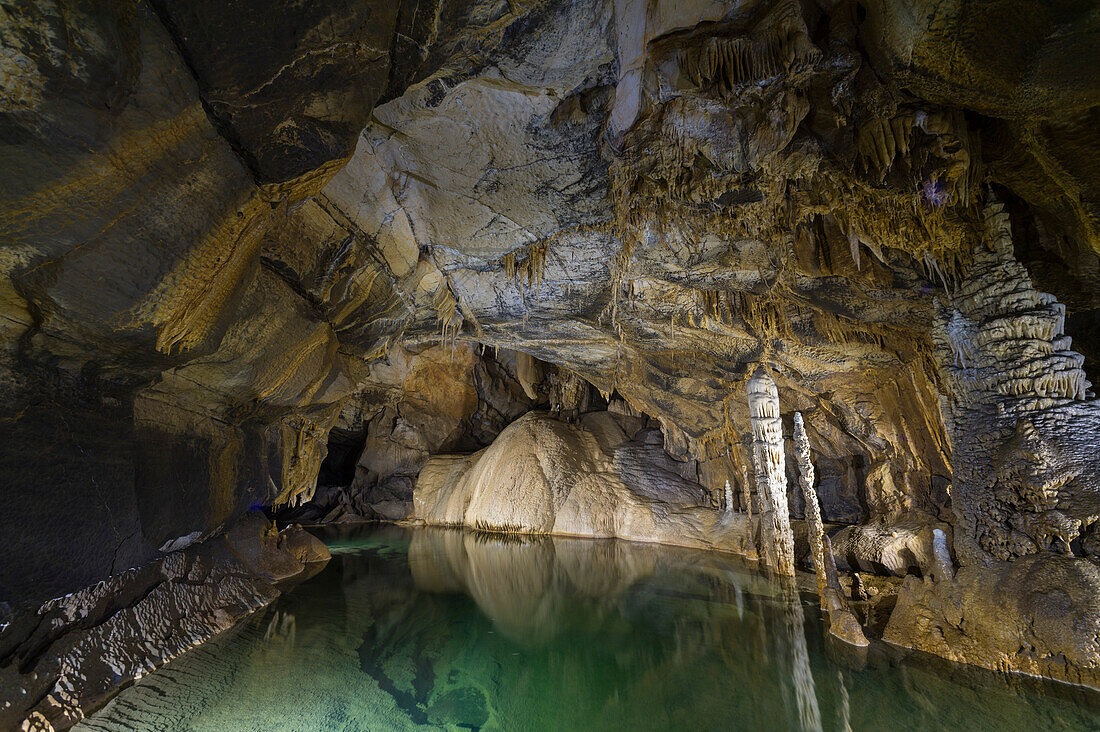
[263, 610, 297, 647]
[837, 670, 852, 732]
[793, 413, 868, 647]
[747, 368, 795, 576]
[776, 576, 823, 732]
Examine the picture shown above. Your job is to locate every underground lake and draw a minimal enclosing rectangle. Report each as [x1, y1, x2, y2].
[74, 525, 1100, 732]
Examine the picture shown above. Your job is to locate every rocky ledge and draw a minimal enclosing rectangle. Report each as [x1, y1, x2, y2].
[0, 516, 328, 731]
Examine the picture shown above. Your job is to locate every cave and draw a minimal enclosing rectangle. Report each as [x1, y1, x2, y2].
[2, 0, 1100, 729]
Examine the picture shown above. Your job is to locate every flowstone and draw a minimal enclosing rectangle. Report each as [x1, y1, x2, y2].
[884, 201, 1100, 687]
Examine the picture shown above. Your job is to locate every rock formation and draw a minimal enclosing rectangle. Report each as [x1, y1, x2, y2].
[794, 411, 867, 647]
[2, 0, 1100, 710]
[285, 343, 538, 523]
[882, 200, 1100, 685]
[793, 413, 827, 597]
[747, 368, 796, 576]
[412, 412, 752, 555]
[0, 514, 327, 730]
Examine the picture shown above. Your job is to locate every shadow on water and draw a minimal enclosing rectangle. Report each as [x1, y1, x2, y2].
[78, 525, 1100, 732]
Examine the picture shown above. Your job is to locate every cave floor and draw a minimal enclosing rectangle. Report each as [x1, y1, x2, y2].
[77, 525, 1100, 732]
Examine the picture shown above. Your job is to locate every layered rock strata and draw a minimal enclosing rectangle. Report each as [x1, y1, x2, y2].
[0, 515, 328, 731]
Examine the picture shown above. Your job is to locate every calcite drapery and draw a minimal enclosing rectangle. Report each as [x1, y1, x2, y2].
[747, 368, 795, 577]
[412, 412, 751, 554]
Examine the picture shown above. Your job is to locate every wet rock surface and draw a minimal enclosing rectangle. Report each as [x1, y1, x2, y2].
[0, 514, 328, 731]
[884, 553, 1100, 689]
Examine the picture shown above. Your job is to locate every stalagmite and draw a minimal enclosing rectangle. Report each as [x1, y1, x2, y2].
[740, 471, 754, 521]
[793, 413, 828, 600]
[794, 413, 868, 647]
[747, 368, 796, 576]
[724, 479, 735, 518]
[930, 528, 954, 582]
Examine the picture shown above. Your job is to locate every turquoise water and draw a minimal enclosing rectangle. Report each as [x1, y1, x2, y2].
[79, 525, 1100, 731]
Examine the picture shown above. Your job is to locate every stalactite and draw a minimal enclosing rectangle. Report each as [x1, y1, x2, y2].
[432, 284, 463, 350]
[676, 5, 820, 97]
[500, 239, 550, 299]
[747, 368, 796, 576]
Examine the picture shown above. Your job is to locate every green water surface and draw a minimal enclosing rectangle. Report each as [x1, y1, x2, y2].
[78, 525, 1100, 731]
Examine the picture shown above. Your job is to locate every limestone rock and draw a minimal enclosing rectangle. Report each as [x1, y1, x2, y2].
[829, 519, 950, 578]
[0, 515, 328, 730]
[413, 413, 751, 554]
[285, 343, 539, 523]
[3, 0, 1100, 699]
[149, 0, 420, 193]
[932, 202, 1100, 566]
[883, 554, 1100, 689]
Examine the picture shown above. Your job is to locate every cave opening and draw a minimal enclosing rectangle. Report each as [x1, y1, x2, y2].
[316, 429, 363, 490]
[1003, 187, 1100, 382]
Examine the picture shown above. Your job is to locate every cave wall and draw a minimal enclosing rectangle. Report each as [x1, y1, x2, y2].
[0, 0, 439, 605]
[291, 342, 541, 522]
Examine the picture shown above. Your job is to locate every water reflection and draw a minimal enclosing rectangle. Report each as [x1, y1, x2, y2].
[407, 531, 656, 642]
[80, 525, 1100, 732]
[407, 529, 828, 731]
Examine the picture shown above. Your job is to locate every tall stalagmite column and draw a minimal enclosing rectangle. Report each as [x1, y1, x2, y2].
[794, 412, 869, 647]
[747, 368, 796, 576]
[793, 412, 828, 600]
